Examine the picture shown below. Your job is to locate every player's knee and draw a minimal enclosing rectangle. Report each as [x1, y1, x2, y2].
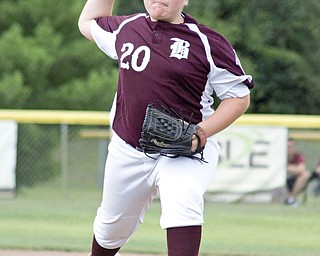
[301, 171, 310, 181]
[93, 219, 128, 249]
[93, 208, 139, 248]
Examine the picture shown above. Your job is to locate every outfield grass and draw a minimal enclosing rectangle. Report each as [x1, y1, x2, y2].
[0, 185, 319, 256]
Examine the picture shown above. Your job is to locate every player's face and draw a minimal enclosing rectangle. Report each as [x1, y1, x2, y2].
[287, 140, 296, 158]
[144, 0, 189, 24]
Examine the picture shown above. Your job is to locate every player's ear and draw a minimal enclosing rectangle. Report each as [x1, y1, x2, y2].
[184, 0, 189, 7]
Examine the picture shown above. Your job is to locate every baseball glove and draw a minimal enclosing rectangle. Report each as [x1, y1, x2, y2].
[139, 103, 207, 162]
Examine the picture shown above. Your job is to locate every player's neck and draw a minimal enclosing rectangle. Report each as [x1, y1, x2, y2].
[149, 13, 185, 24]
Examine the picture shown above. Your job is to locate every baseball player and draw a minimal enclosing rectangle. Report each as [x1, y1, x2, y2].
[78, 0, 254, 255]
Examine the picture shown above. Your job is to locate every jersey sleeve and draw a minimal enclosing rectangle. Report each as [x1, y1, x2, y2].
[296, 153, 305, 164]
[90, 19, 118, 59]
[219, 82, 250, 100]
[90, 15, 130, 60]
[203, 27, 254, 99]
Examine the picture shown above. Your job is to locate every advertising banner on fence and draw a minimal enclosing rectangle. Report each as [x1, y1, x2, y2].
[208, 126, 288, 193]
[0, 121, 18, 194]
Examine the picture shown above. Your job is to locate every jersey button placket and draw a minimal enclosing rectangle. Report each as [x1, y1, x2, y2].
[152, 25, 161, 44]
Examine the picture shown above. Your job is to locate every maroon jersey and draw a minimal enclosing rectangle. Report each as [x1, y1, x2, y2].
[91, 13, 254, 148]
[289, 153, 305, 165]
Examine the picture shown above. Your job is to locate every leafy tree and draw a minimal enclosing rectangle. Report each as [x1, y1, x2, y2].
[0, 0, 117, 111]
[47, 69, 118, 111]
[115, 0, 145, 15]
[238, 0, 320, 114]
[189, 0, 320, 114]
[0, 0, 118, 188]
[0, 0, 319, 114]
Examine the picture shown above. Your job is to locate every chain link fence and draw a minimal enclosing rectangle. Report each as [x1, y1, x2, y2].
[15, 123, 110, 192]
[0, 112, 110, 200]
[0, 110, 110, 198]
[1, 111, 320, 202]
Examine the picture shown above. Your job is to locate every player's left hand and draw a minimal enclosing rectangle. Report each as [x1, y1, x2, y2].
[139, 104, 207, 162]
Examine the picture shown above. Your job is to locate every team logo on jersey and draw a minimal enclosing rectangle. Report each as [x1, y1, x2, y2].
[170, 38, 190, 60]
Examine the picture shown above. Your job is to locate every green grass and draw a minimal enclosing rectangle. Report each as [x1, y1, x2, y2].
[0, 185, 320, 255]
[200, 202, 320, 256]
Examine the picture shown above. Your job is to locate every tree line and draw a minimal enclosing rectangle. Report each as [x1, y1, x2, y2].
[1, 0, 319, 114]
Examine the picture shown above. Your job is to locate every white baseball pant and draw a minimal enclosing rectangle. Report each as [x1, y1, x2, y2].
[93, 133, 220, 249]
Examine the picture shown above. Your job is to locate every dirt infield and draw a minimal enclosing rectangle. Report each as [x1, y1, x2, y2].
[0, 250, 158, 256]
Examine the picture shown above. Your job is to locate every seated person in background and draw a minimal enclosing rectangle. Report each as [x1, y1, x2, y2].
[285, 138, 310, 205]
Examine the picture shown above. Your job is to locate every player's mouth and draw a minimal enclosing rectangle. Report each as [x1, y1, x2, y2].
[152, 1, 168, 7]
